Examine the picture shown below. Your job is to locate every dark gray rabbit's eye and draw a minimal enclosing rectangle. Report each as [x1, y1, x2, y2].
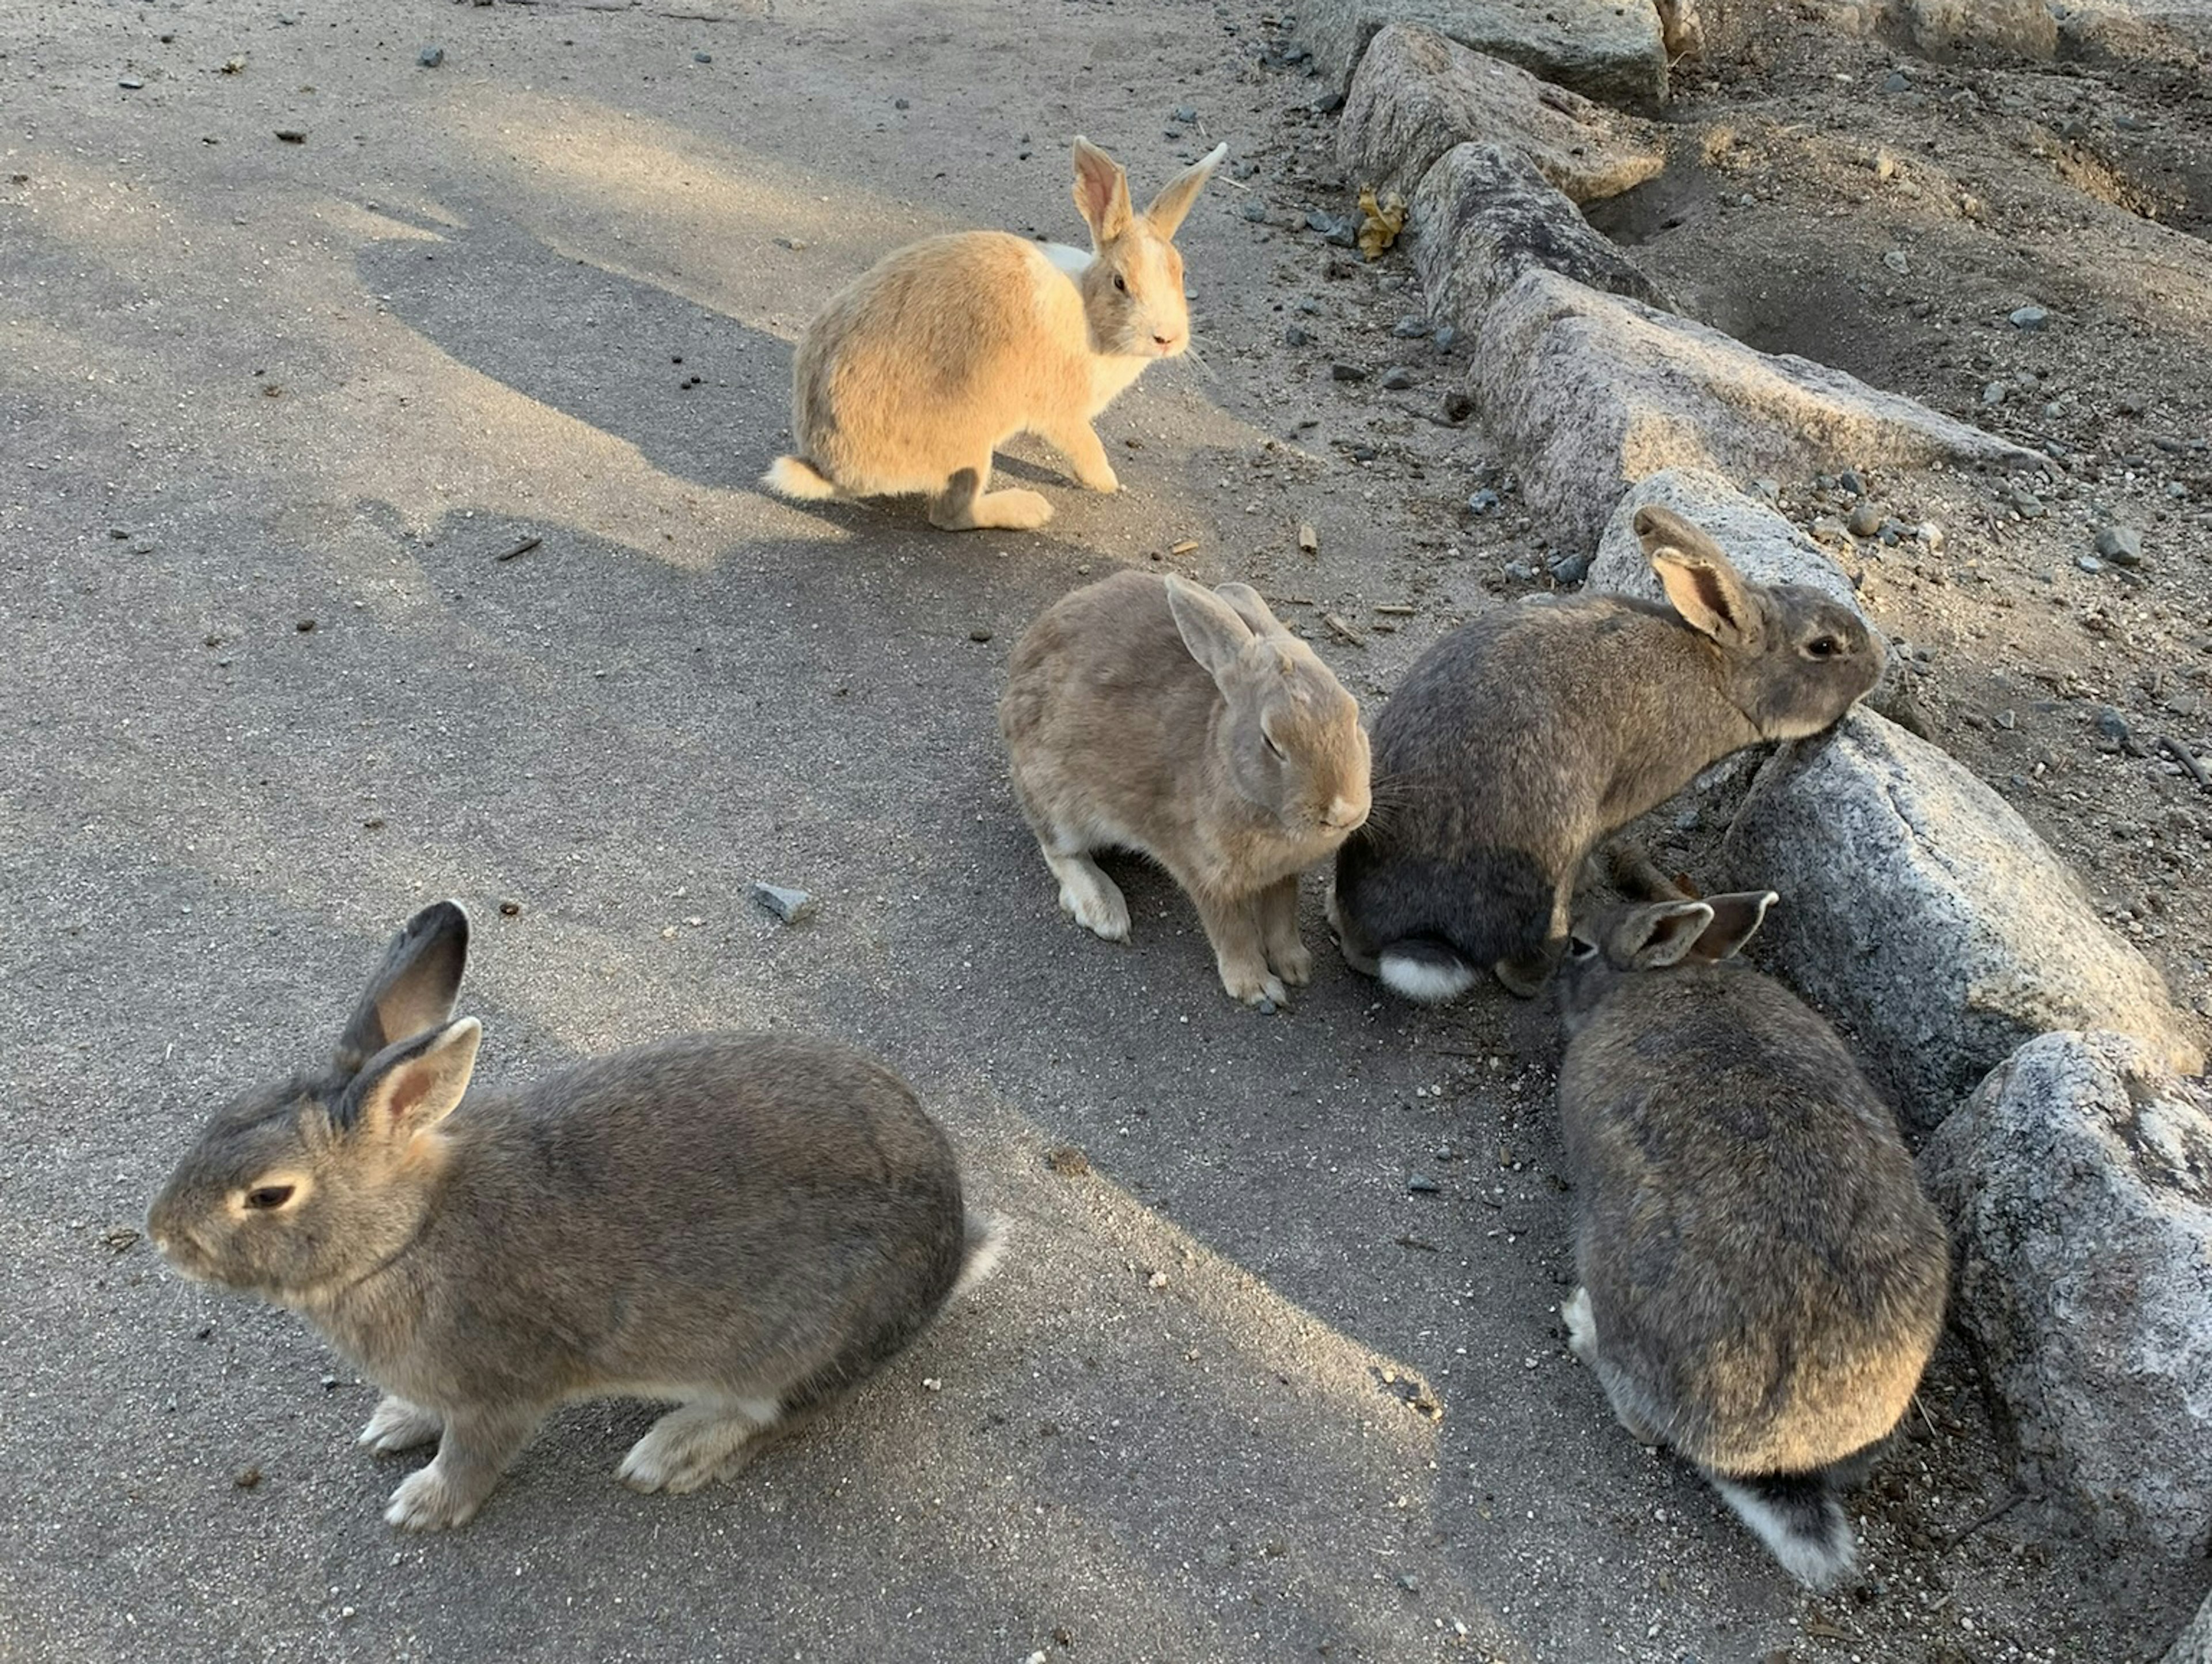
[1569, 937, 1598, 960]
[1805, 636, 1841, 660]
[244, 1184, 295, 1211]
[1262, 731, 1286, 761]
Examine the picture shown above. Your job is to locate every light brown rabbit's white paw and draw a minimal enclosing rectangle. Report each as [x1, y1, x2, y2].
[618, 1400, 778, 1495]
[1059, 879, 1129, 941]
[384, 1462, 483, 1531]
[1220, 964, 1291, 1010]
[1076, 463, 1120, 494]
[986, 489, 1054, 531]
[359, 1396, 442, 1455]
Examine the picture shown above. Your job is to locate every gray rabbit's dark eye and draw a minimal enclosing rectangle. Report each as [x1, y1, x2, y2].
[1805, 636, 1840, 660]
[1568, 937, 1598, 960]
[1262, 731, 1286, 761]
[244, 1184, 295, 1211]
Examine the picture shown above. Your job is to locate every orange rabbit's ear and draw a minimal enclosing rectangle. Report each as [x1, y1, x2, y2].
[1072, 137, 1133, 245]
[1145, 142, 1228, 240]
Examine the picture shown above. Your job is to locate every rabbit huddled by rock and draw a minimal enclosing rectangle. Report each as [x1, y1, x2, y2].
[763, 137, 1227, 531]
[1328, 505, 1886, 1003]
[1001, 571, 1372, 1009]
[146, 901, 1001, 1531]
[1555, 890, 1950, 1589]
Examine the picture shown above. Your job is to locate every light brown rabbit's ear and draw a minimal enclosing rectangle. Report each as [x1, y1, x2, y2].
[1646, 519, 1759, 650]
[1073, 137, 1134, 245]
[1690, 891, 1776, 961]
[1211, 581, 1288, 641]
[335, 901, 471, 1077]
[1145, 142, 1229, 240]
[340, 1018, 481, 1144]
[1620, 901, 1715, 971]
[1165, 575, 1257, 684]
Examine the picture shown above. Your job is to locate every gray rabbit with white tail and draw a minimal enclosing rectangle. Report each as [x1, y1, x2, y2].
[1330, 505, 1885, 1002]
[1555, 890, 1949, 1589]
[147, 901, 1002, 1530]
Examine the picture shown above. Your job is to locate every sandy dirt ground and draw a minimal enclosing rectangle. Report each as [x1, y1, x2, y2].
[1, 1, 2206, 1661]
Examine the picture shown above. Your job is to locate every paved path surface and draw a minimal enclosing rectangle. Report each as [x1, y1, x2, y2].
[0, 2, 2127, 1661]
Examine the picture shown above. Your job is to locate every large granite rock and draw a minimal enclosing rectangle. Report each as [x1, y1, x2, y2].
[1411, 144, 1668, 334]
[1339, 25, 1666, 202]
[1903, 0, 2061, 56]
[1471, 269, 2043, 554]
[1588, 468, 1858, 611]
[1921, 1032, 2212, 1560]
[2166, 1590, 2212, 1664]
[1721, 709, 2204, 1128]
[1306, 0, 1669, 109]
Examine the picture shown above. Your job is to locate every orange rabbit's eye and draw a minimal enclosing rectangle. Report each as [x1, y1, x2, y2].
[1113, 274, 1127, 293]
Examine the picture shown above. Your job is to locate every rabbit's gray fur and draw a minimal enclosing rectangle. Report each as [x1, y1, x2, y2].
[1328, 505, 1884, 1002]
[149, 901, 1000, 1531]
[1555, 892, 1949, 1589]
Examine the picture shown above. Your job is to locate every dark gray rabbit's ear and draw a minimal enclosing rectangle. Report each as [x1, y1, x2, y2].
[336, 1018, 481, 1141]
[1638, 507, 1760, 651]
[1619, 899, 1715, 971]
[1691, 891, 1777, 962]
[1165, 575, 1258, 684]
[334, 901, 471, 1077]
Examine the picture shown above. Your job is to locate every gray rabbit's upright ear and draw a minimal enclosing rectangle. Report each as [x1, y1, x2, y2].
[1691, 891, 1777, 962]
[334, 901, 471, 1077]
[338, 1018, 481, 1142]
[1620, 900, 1715, 971]
[1638, 507, 1760, 650]
[1165, 575, 1258, 684]
[1145, 142, 1228, 240]
[1073, 137, 1134, 246]
[1211, 582, 1289, 641]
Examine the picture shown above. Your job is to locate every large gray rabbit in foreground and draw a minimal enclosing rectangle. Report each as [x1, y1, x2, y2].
[1328, 505, 1885, 1002]
[1556, 890, 1949, 1589]
[1001, 571, 1371, 1008]
[147, 901, 1001, 1530]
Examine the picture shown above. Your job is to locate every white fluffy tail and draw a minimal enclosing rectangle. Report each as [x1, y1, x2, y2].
[1707, 1471, 1857, 1590]
[949, 1211, 1009, 1300]
[1378, 940, 1479, 1004]
[762, 455, 840, 500]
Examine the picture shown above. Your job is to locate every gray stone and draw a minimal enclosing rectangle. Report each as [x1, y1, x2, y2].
[1589, 467, 1859, 613]
[1306, 0, 1668, 109]
[1380, 365, 1417, 389]
[1331, 362, 1368, 382]
[1903, 0, 2060, 56]
[1921, 1032, 2212, 1559]
[2096, 524, 2145, 565]
[2164, 1590, 2212, 1664]
[1411, 144, 1667, 343]
[2009, 304, 2049, 330]
[419, 45, 445, 67]
[2077, 554, 2107, 574]
[1722, 711, 2205, 1128]
[1847, 501, 1883, 537]
[1338, 24, 1667, 203]
[1473, 269, 2044, 554]
[751, 881, 819, 924]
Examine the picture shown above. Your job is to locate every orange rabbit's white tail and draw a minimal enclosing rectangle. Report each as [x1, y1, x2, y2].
[763, 455, 839, 500]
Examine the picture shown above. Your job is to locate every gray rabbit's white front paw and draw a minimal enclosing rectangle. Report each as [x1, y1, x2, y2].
[617, 1399, 779, 1495]
[359, 1395, 442, 1454]
[384, 1461, 484, 1531]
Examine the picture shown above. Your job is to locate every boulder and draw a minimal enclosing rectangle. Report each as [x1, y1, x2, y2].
[1339, 25, 1666, 202]
[1411, 144, 1668, 334]
[1900, 0, 2061, 57]
[1720, 708, 2204, 1128]
[1921, 1032, 2212, 1559]
[1588, 468, 1858, 611]
[1306, 0, 1669, 110]
[1471, 268, 2044, 554]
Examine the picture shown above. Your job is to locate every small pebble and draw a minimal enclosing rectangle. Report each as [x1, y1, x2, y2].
[1995, 708, 2017, 730]
[2076, 554, 2105, 574]
[1407, 1176, 1441, 1194]
[234, 1466, 262, 1489]
[2094, 706, 2133, 744]
[1467, 489, 1501, 514]
[119, 76, 146, 89]
[1296, 297, 1321, 315]
[893, 97, 909, 110]
[275, 130, 306, 144]
[1838, 468, 1865, 496]
[968, 627, 993, 642]
[1846, 502, 1883, 538]
[2094, 525, 2143, 565]
[1284, 324, 1312, 347]
[2009, 304, 2048, 330]
[1916, 521, 1945, 551]
[692, 50, 712, 63]
[1255, 997, 1278, 1015]
[1883, 69, 1912, 93]
[1751, 478, 1781, 502]
[418, 45, 444, 67]
[1330, 362, 1366, 383]
[1171, 105, 1197, 123]
[751, 881, 819, 924]
[1548, 553, 1590, 585]
[1378, 366, 1415, 390]
[1882, 249, 1909, 275]
[1983, 381, 2009, 406]
[498, 899, 522, 917]
[1391, 316, 1431, 339]
[2008, 488, 2045, 519]
[296, 618, 316, 633]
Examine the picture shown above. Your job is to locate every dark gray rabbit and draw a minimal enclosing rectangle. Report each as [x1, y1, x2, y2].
[1329, 505, 1884, 1001]
[147, 901, 1002, 1530]
[1556, 891, 1949, 1589]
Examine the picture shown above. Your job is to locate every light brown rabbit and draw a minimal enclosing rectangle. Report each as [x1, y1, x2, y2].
[1330, 505, 1885, 1002]
[762, 137, 1226, 531]
[1001, 571, 1372, 1008]
[147, 902, 1002, 1531]
[1556, 891, 1949, 1589]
